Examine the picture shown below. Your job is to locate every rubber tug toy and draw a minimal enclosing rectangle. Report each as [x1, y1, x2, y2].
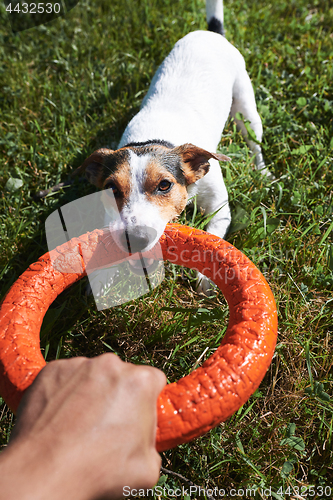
[0, 223, 278, 452]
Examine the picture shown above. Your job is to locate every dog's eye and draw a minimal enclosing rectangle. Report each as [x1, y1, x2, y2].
[104, 182, 119, 196]
[158, 180, 172, 192]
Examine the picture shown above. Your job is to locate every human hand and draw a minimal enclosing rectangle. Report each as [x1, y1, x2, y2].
[0, 354, 166, 500]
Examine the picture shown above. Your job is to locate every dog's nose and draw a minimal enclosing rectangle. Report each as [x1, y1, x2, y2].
[123, 232, 150, 253]
[121, 227, 157, 253]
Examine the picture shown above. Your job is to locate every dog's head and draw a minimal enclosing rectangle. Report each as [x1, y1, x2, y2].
[77, 142, 229, 253]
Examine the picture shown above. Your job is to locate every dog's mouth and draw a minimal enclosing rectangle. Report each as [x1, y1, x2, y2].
[128, 256, 160, 276]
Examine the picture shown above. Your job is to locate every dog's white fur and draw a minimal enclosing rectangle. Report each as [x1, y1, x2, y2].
[119, 29, 266, 233]
[81, 0, 269, 295]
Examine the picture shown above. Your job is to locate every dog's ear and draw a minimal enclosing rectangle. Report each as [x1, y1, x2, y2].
[74, 148, 115, 188]
[173, 143, 230, 185]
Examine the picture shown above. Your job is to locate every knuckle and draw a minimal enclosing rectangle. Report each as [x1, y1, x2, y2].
[87, 353, 125, 386]
[96, 352, 124, 377]
[131, 366, 154, 386]
[128, 365, 166, 394]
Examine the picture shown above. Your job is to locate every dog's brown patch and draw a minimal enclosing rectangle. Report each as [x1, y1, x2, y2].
[144, 159, 188, 221]
[173, 143, 230, 185]
[102, 160, 132, 212]
[80, 143, 229, 223]
[78, 148, 130, 189]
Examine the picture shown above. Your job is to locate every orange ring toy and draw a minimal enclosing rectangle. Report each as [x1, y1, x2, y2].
[0, 223, 277, 452]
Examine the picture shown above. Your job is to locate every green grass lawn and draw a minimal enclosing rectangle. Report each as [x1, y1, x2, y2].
[0, 0, 332, 497]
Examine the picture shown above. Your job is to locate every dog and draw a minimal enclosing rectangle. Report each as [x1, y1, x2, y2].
[78, 0, 270, 295]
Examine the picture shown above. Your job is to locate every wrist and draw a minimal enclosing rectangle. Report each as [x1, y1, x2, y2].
[0, 437, 57, 500]
[0, 434, 125, 500]
[0, 436, 93, 500]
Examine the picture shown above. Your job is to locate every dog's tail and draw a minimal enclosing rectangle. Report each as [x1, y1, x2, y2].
[206, 0, 225, 36]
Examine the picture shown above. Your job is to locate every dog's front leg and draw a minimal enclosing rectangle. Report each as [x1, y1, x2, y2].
[192, 162, 231, 295]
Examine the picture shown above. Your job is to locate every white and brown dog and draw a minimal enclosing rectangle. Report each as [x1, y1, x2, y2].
[78, 0, 270, 294]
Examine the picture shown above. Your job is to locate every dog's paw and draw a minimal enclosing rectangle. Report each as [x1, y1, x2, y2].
[86, 267, 120, 297]
[196, 271, 217, 297]
[260, 167, 276, 181]
[255, 161, 275, 181]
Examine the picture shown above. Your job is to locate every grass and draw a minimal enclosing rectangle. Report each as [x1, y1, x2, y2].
[0, 0, 332, 497]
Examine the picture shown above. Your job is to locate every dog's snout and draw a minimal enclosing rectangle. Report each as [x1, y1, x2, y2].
[121, 226, 157, 253]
